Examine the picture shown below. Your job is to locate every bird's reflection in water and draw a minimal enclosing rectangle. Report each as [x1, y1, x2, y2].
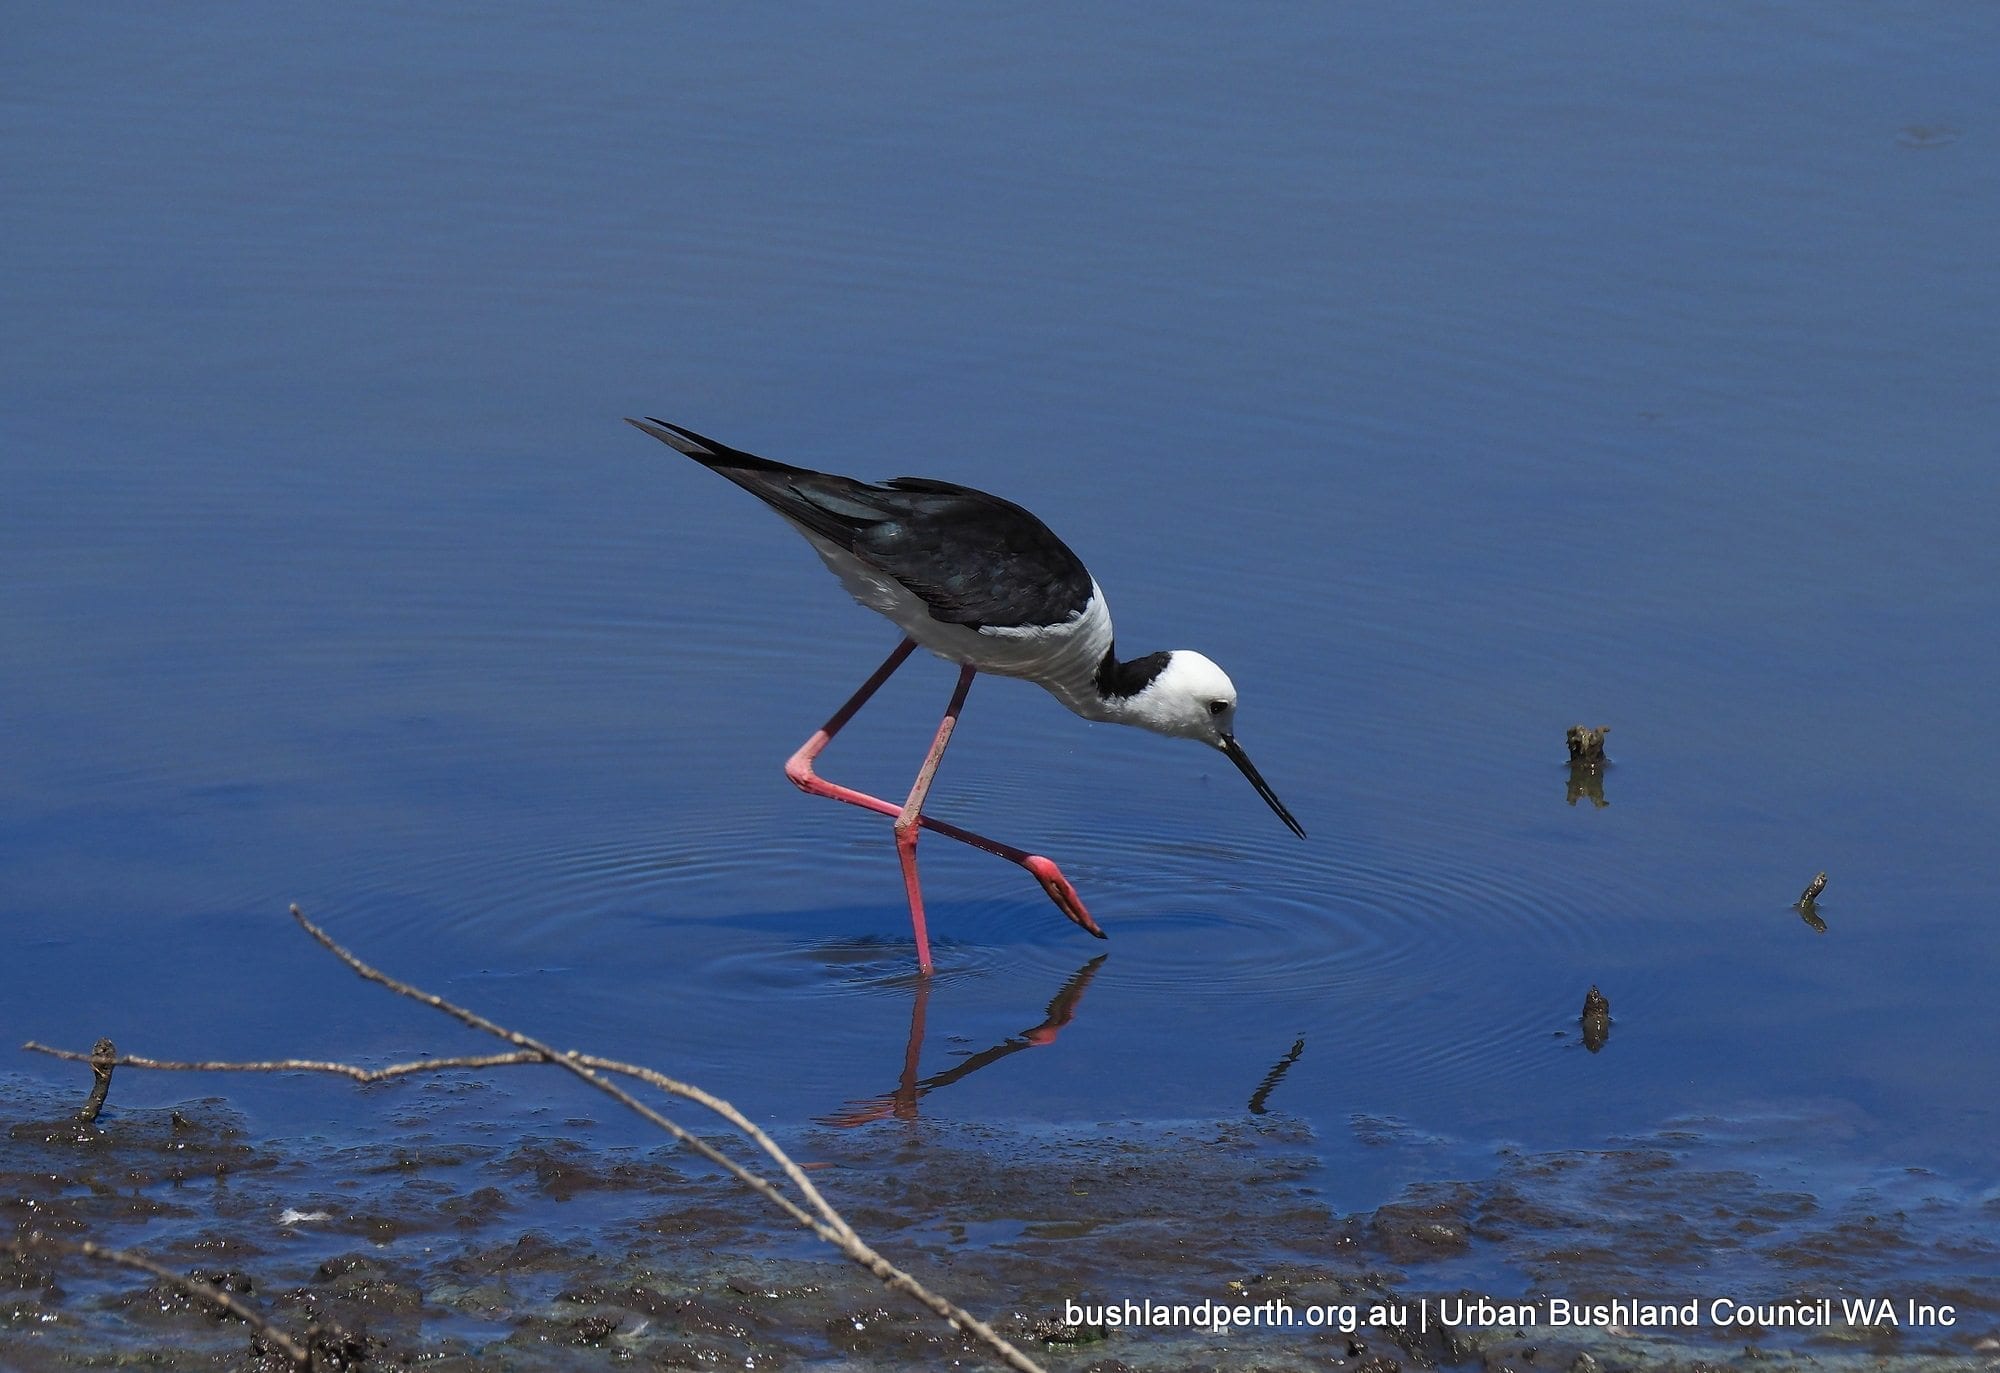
[820, 955, 1107, 1127]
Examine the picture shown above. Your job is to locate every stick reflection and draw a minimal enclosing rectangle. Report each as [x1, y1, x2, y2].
[1247, 1037, 1305, 1115]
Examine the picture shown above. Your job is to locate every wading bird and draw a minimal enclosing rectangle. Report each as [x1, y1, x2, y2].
[627, 417, 1304, 972]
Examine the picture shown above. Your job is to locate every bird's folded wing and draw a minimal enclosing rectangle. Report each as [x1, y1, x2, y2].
[802, 477, 1095, 631]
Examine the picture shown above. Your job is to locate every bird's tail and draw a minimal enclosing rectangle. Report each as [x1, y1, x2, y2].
[623, 417, 805, 475]
[625, 415, 892, 550]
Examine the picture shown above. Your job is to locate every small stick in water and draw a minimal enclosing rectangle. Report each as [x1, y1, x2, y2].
[1796, 871, 1829, 932]
[76, 1038, 117, 1125]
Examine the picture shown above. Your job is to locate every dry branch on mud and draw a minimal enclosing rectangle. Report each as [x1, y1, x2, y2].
[21, 904, 1050, 1373]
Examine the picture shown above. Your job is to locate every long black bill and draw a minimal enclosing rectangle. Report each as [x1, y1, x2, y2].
[1221, 735, 1306, 840]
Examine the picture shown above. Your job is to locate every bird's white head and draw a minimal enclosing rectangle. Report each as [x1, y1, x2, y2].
[1111, 650, 1306, 840]
[1122, 650, 1241, 744]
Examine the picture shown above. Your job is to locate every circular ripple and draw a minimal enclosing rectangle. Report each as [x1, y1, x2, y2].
[928, 803, 1620, 1097]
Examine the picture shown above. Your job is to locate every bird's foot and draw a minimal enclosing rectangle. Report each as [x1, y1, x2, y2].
[1021, 856, 1105, 939]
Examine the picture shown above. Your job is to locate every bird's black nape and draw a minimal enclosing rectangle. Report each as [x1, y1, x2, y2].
[1094, 648, 1174, 700]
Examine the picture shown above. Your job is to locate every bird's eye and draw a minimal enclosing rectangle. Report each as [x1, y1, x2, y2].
[1208, 700, 1229, 716]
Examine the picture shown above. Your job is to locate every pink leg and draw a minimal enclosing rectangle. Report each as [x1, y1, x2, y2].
[891, 663, 977, 972]
[784, 640, 1105, 956]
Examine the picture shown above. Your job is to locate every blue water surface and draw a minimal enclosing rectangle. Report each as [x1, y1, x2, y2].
[5, 0, 1996, 1286]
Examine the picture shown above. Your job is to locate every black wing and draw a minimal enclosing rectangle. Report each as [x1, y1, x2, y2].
[627, 418, 1094, 630]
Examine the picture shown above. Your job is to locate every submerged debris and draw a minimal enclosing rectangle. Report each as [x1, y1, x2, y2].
[1565, 725, 1610, 765]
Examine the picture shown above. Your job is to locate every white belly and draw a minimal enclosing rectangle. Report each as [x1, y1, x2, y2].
[797, 528, 1116, 714]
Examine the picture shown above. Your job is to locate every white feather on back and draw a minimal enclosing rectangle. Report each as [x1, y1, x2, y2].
[796, 526, 1117, 705]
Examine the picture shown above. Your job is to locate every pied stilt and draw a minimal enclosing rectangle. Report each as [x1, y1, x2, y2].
[627, 417, 1304, 972]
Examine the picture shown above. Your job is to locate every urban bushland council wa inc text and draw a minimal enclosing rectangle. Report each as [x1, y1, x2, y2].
[1061, 1295, 1957, 1336]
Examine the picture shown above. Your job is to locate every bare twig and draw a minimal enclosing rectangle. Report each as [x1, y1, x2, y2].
[283, 906, 855, 1244]
[26, 1044, 543, 1082]
[22, 907, 1050, 1373]
[6, 1232, 310, 1367]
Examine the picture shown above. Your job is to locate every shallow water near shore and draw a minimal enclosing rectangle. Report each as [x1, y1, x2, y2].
[5, 1080, 1996, 1367]
[6, 1, 1999, 1364]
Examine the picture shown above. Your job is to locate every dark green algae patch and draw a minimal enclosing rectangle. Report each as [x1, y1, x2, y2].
[4, 1079, 1996, 1370]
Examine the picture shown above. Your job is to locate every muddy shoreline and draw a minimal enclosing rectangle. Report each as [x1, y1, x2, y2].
[4, 1075, 1994, 1371]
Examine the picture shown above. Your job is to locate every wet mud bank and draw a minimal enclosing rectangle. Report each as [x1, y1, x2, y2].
[4, 1078, 1995, 1370]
